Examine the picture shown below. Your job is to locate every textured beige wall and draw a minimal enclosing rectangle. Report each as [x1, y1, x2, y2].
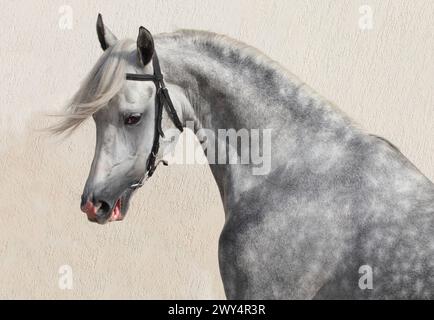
[0, 0, 433, 299]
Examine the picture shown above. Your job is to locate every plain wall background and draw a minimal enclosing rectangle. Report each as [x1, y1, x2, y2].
[0, 0, 432, 299]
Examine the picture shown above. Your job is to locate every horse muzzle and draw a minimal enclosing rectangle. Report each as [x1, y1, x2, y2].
[80, 190, 131, 224]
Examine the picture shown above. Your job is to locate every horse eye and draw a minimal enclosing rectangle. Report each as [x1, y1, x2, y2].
[124, 113, 142, 125]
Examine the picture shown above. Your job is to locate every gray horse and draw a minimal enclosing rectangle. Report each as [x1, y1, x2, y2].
[53, 15, 434, 299]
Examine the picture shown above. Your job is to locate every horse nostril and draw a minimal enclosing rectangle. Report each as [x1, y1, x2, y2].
[99, 200, 111, 215]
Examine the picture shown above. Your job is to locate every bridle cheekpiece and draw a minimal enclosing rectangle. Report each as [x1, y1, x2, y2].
[126, 52, 183, 189]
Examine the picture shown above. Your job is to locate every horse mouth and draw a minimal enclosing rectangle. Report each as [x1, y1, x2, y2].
[108, 198, 123, 222]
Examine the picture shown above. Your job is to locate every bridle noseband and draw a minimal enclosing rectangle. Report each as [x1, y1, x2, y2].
[126, 53, 183, 189]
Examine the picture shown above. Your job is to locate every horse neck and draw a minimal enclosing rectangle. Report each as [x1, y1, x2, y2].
[156, 32, 361, 204]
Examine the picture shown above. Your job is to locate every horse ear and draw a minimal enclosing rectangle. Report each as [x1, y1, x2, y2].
[137, 26, 154, 66]
[96, 13, 118, 51]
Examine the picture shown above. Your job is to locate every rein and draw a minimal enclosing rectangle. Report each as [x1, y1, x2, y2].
[126, 53, 184, 189]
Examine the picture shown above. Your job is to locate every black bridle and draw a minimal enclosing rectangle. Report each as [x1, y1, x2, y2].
[126, 52, 184, 189]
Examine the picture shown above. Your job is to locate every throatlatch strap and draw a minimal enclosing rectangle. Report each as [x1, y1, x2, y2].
[152, 54, 184, 132]
[160, 87, 183, 132]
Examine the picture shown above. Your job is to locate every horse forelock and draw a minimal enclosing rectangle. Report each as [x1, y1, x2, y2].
[50, 39, 135, 134]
